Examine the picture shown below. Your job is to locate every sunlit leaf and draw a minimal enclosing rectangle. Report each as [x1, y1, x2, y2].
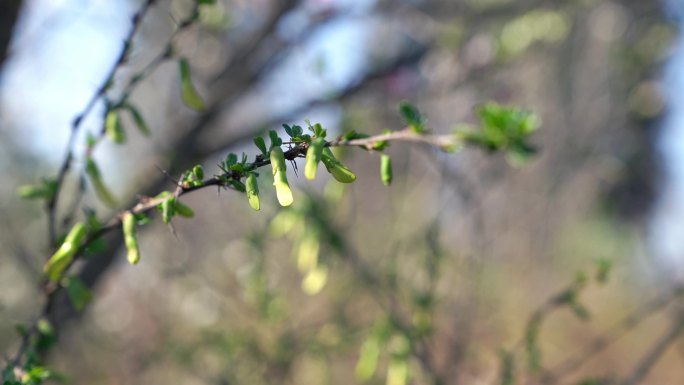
[305, 137, 325, 180]
[380, 154, 392, 186]
[302, 265, 327, 295]
[122, 211, 140, 264]
[246, 172, 260, 211]
[270, 147, 293, 206]
[321, 148, 356, 183]
[44, 222, 87, 282]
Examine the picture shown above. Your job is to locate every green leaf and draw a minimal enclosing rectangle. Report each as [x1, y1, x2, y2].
[123, 104, 151, 136]
[17, 178, 57, 200]
[297, 233, 320, 272]
[321, 148, 356, 183]
[65, 277, 93, 311]
[380, 154, 392, 186]
[85, 158, 117, 207]
[192, 165, 204, 180]
[301, 265, 327, 295]
[269, 130, 282, 148]
[122, 211, 140, 265]
[313, 123, 326, 138]
[355, 336, 381, 382]
[386, 356, 409, 385]
[44, 222, 87, 282]
[227, 179, 246, 192]
[253, 137, 268, 155]
[270, 147, 293, 206]
[105, 109, 125, 143]
[595, 258, 612, 284]
[161, 198, 175, 224]
[246, 172, 260, 211]
[399, 101, 426, 133]
[174, 201, 195, 218]
[178, 58, 206, 111]
[305, 138, 325, 180]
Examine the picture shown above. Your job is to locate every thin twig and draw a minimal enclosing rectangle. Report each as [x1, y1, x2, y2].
[46, 0, 157, 246]
[621, 311, 684, 385]
[541, 286, 684, 384]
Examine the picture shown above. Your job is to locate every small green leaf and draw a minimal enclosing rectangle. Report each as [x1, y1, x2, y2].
[305, 138, 325, 180]
[380, 154, 392, 186]
[124, 104, 151, 136]
[161, 198, 175, 224]
[17, 178, 57, 200]
[226, 179, 246, 192]
[44, 222, 87, 282]
[65, 277, 93, 311]
[178, 58, 206, 111]
[192, 165, 204, 180]
[297, 233, 320, 272]
[386, 356, 409, 385]
[246, 172, 260, 211]
[355, 336, 381, 382]
[269, 130, 282, 148]
[301, 265, 327, 295]
[270, 147, 293, 206]
[595, 258, 612, 284]
[313, 123, 326, 138]
[321, 148, 356, 183]
[122, 211, 141, 265]
[399, 101, 426, 133]
[283, 124, 294, 137]
[253, 137, 268, 155]
[105, 109, 125, 143]
[174, 201, 195, 218]
[85, 158, 117, 207]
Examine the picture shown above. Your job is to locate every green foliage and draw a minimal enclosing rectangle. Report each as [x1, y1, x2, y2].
[17, 178, 57, 201]
[305, 137, 325, 180]
[245, 172, 260, 211]
[178, 58, 206, 111]
[321, 148, 356, 183]
[85, 157, 117, 207]
[459, 102, 540, 166]
[64, 277, 93, 311]
[253, 136, 268, 156]
[105, 109, 125, 143]
[399, 101, 426, 133]
[380, 154, 392, 186]
[122, 211, 141, 265]
[122, 103, 150, 136]
[43, 222, 87, 283]
[270, 147, 293, 206]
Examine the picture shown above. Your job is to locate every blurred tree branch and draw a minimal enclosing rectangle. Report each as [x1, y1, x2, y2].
[0, 0, 22, 72]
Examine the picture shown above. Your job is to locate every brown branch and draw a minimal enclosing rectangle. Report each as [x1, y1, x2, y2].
[621, 311, 684, 385]
[540, 287, 684, 384]
[46, 0, 158, 246]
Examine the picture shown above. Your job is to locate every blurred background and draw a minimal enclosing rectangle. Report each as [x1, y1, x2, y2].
[0, 0, 682, 384]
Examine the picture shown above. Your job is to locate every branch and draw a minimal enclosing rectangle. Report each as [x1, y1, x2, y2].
[540, 286, 684, 384]
[46, 0, 157, 246]
[621, 311, 684, 385]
